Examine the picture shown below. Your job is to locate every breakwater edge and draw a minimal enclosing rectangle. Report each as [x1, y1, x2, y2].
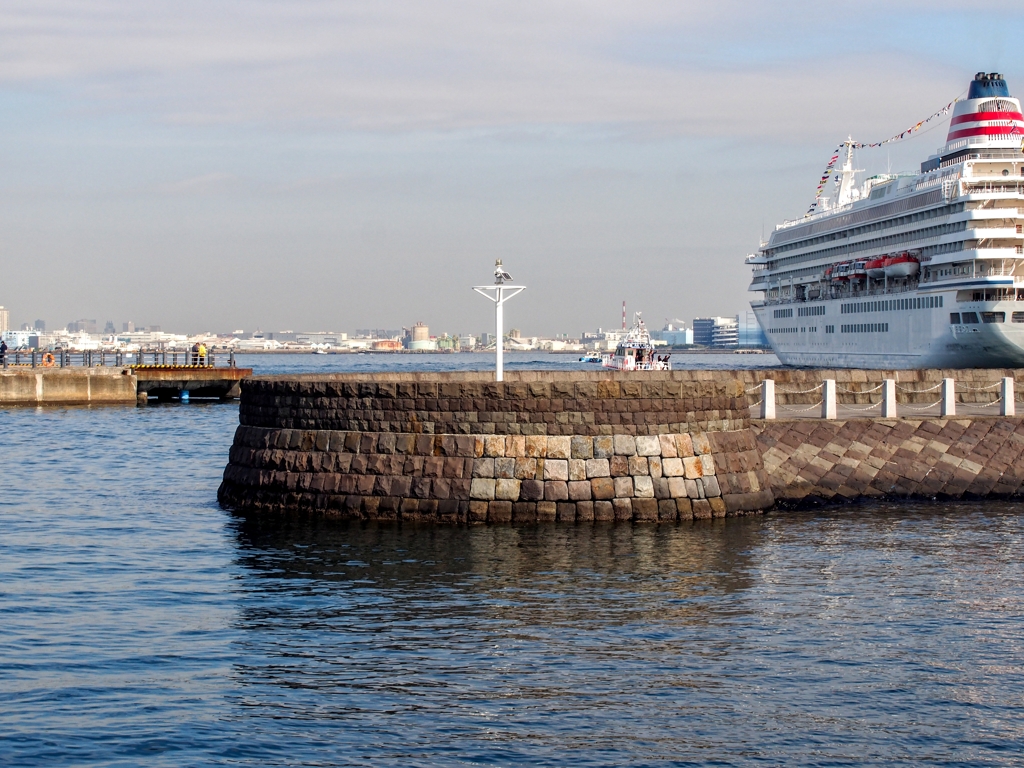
[218, 368, 1024, 521]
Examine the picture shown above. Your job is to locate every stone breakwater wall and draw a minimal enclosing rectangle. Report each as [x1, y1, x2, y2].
[218, 372, 772, 523]
[755, 416, 1024, 506]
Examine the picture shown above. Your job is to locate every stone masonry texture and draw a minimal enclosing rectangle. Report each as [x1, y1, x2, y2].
[218, 372, 769, 523]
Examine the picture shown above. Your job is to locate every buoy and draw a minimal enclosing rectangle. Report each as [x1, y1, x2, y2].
[180, 390, 190, 402]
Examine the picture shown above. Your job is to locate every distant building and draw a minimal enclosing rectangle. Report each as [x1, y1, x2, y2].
[0, 307, 8, 334]
[693, 316, 739, 348]
[737, 311, 769, 348]
[104, 321, 116, 334]
[122, 321, 135, 333]
[653, 321, 693, 346]
[67, 319, 97, 334]
[34, 319, 45, 332]
[405, 322, 436, 351]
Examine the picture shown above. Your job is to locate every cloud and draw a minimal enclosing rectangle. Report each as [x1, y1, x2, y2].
[0, 1, 1005, 139]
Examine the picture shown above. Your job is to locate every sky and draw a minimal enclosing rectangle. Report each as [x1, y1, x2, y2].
[3, 1, 1024, 336]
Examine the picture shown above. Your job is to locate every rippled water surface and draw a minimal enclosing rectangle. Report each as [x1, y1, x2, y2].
[3, 402, 1024, 766]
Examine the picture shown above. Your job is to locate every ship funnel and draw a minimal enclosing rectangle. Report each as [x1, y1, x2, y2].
[944, 74, 1023, 147]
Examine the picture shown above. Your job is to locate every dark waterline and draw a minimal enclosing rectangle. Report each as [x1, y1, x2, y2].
[3, 399, 1024, 765]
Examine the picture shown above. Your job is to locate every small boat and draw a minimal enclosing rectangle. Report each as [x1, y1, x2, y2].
[602, 313, 671, 371]
[831, 261, 851, 281]
[865, 257, 886, 279]
[883, 252, 920, 278]
[579, 353, 602, 363]
[849, 259, 868, 281]
[313, 349, 328, 355]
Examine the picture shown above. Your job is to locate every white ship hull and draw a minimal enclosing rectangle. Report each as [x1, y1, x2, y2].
[754, 292, 1024, 369]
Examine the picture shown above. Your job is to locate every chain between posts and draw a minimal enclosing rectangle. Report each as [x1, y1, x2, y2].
[776, 384, 824, 395]
[899, 399, 946, 410]
[837, 383, 884, 394]
[896, 383, 943, 393]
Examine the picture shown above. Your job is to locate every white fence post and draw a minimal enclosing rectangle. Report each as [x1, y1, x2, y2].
[941, 378, 955, 417]
[881, 379, 897, 418]
[822, 379, 836, 420]
[1001, 377, 1015, 417]
[760, 379, 775, 420]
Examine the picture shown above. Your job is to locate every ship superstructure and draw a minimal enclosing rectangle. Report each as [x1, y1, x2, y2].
[749, 72, 1024, 368]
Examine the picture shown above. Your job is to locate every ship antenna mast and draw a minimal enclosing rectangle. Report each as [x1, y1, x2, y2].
[836, 137, 864, 208]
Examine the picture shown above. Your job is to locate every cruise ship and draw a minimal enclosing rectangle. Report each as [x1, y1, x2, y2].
[749, 72, 1024, 368]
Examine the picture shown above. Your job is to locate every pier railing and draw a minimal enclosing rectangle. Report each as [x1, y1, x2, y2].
[749, 376, 1018, 420]
[1, 348, 238, 370]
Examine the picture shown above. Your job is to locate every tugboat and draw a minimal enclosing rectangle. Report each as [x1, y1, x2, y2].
[602, 313, 671, 370]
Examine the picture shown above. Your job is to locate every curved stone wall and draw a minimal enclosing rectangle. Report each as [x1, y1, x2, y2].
[219, 372, 772, 524]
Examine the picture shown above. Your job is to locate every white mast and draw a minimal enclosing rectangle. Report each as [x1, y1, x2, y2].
[473, 260, 525, 382]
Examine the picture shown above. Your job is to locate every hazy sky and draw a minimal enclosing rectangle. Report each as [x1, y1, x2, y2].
[3, 1, 1024, 336]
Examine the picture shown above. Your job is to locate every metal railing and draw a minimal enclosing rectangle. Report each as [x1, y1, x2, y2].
[1, 348, 237, 370]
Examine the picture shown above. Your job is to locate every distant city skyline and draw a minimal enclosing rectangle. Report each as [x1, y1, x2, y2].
[2, 3, 1022, 334]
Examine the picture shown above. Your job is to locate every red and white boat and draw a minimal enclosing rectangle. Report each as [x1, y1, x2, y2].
[602, 313, 671, 371]
[883, 252, 920, 278]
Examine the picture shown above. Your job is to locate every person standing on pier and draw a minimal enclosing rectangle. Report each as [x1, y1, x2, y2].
[198, 342, 207, 366]
[191, 342, 200, 366]
[0, 339, 7, 366]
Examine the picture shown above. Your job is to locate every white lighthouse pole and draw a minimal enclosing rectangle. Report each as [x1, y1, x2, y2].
[474, 260, 525, 382]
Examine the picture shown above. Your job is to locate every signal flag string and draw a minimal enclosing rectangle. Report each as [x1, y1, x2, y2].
[805, 95, 962, 216]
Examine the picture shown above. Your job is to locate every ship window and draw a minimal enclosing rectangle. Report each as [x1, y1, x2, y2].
[982, 312, 1005, 323]
[962, 312, 980, 324]
[950, 313, 961, 323]
[1012, 312, 1024, 323]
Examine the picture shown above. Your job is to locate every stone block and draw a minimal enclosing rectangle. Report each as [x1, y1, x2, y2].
[591, 477, 615, 500]
[683, 456, 704, 479]
[633, 476, 655, 498]
[521, 478, 545, 500]
[692, 499, 713, 519]
[537, 501, 557, 522]
[484, 435, 505, 457]
[544, 459, 569, 481]
[495, 478, 522, 501]
[568, 480, 592, 500]
[495, 457, 515, 479]
[676, 433, 694, 458]
[609, 455, 629, 476]
[659, 434, 678, 458]
[512, 502, 537, 523]
[545, 481, 569, 501]
[455, 436, 476, 457]
[653, 477, 671, 500]
[662, 458, 684, 477]
[556, 502, 577, 522]
[676, 498, 693, 520]
[700, 454, 716, 475]
[667, 477, 688, 498]
[709, 497, 727, 518]
[692, 432, 712, 455]
[525, 435, 547, 457]
[635, 436, 661, 456]
[315, 432, 330, 451]
[613, 498, 633, 521]
[586, 458, 611, 478]
[594, 500, 615, 521]
[488, 501, 513, 523]
[628, 456, 650, 476]
[594, 435, 614, 459]
[685, 478, 701, 498]
[613, 477, 634, 498]
[472, 458, 495, 478]
[505, 435, 526, 457]
[658, 499, 678, 522]
[613, 435, 637, 456]
[649, 457, 663, 478]
[547, 436, 571, 459]
[575, 500, 594, 521]
[632, 498, 658, 522]
[702, 475, 721, 498]
[569, 459, 587, 481]
[571, 435, 594, 459]
[514, 457, 538, 479]
[470, 478, 496, 500]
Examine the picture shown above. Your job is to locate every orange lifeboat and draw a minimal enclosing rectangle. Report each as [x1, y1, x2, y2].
[865, 257, 886, 279]
[883, 252, 920, 278]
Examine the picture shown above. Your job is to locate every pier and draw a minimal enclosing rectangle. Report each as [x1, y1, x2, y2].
[0, 352, 252, 405]
[218, 369, 1024, 523]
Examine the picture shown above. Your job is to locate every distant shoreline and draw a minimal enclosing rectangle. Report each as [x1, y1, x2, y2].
[230, 347, 772, 356]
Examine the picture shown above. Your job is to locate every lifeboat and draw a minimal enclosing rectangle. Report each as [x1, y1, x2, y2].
[865, 257, 886, 279]
[832, 261, 851, 281]
[883, 252, 920, 278]
[849, 259, 868, 281]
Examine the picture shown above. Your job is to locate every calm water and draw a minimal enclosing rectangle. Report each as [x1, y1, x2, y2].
[3, 367, 1024, 765]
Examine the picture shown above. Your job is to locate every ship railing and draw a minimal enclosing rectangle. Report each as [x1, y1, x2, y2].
[0, 348, 238, 370]
[749, 376, 1017, 421]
